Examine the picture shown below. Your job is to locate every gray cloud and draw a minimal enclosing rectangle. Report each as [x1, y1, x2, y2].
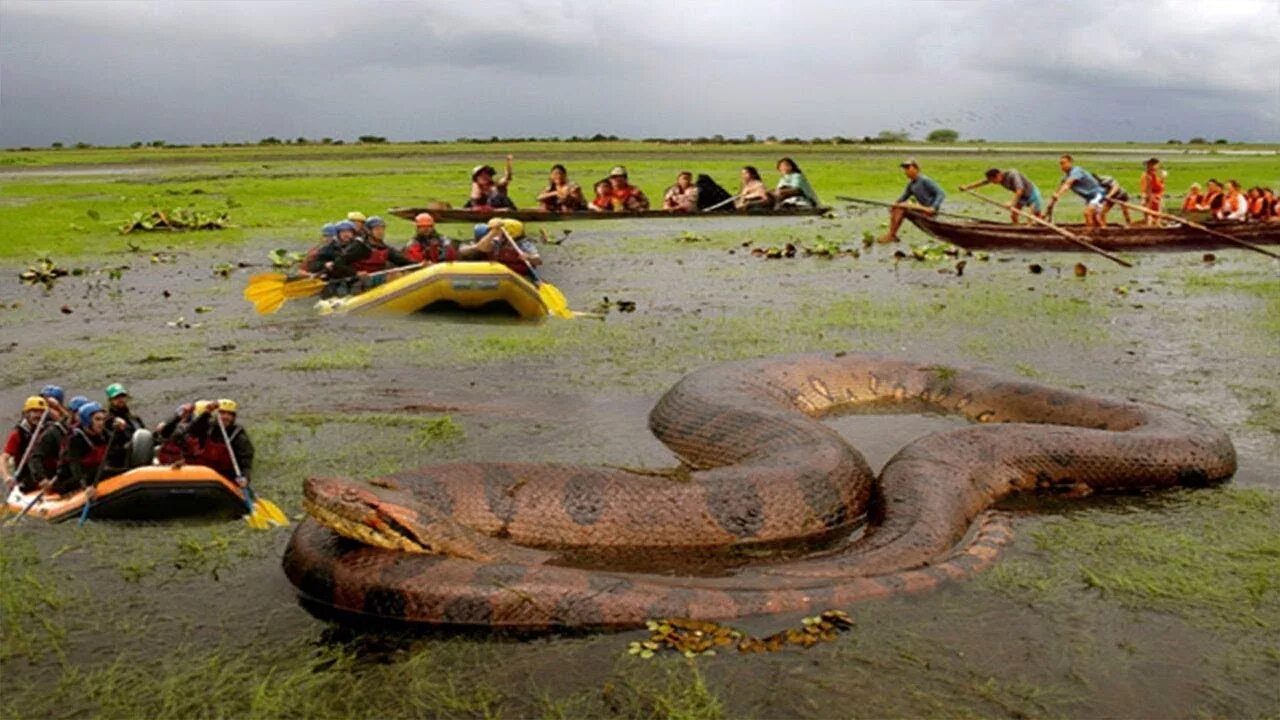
[1, 0, 1276, 146]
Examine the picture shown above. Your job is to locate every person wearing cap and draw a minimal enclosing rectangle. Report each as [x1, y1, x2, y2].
[960, 168, 1042, 223]
[466, 156, 515, 210]
[662, 171, 700, 213]
[346, 211, 368, 239]
[333, 216, 416, 287]
[773, 158, 821, 209]
[607, 166, 650, 211]
[403, 213, 458, 264]
[1046, 155, 1107, 228]
[189, 399, 253, 486]
[879, 159, 945, 243]
[103, 383, 144, 469]
[2, 397, 51, 492]
[1138, 158, 1165, 226]
[460, 218, 541, 278]
[536, 164, 586, 212]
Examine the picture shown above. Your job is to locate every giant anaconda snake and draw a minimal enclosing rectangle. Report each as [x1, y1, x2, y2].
[283, 353, 1236, 628]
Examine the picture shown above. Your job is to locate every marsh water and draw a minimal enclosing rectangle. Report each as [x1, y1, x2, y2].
[1, 206, 1277, 718]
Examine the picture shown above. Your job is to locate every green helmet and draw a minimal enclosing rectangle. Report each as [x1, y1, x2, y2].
[105, 383, 129, 399]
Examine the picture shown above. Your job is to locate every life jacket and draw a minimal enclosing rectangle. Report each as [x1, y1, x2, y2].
[352, 240, 391, 273]
[590, 195, 612, 211]
[612, 184, 641, 208]
[1248, 196, 1266, 218]
[493, 239, 532, 277]
[1143, 170, 1165, 196]
[1205, 190, 1224, 212]
[405, 236, 457, 264]
[8, 421, 36, 483]
[198, 425, 240, 479]
[70, 427, 109, 476]
[1182, 193, 1202, 212]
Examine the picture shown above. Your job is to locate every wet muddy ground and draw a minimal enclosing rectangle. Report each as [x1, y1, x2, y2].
[1, 199, 1277, 718]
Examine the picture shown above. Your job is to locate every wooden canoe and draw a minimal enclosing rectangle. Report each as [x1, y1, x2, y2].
[906, 212, 1280, 251]
[388, 206, 830, 223]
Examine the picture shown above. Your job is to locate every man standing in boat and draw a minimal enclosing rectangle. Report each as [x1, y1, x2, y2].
[879, 159, 945, 243]
[960, 168, 1042, 223]
[1046, 155, 1107, 228]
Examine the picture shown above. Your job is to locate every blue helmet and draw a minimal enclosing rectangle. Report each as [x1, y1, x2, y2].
[321, 223, 338, 238]
[40, 384, 64, 403]
[366, 216, 386, 230]
[473, 223, 489, 240]
[336, 220, 357, 234]
[67, 395, 90, 413]
[77, 401, 104, 427]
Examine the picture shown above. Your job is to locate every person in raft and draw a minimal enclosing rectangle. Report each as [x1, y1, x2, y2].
[25, 386, 70, 491]
[879, 158, 945, 243]
[606, 166, 650, 211]
[662, 171, 700, 213]
[154, 399, 216, 465]
[186, 399, 253, 486]
[334, 216, 416, 286]
[736, 166, 771, 209]
[403, 213, 458, 264]
[103, 383, 145, 471]
[302, 223, 339, 274]
[536, 164, 586, 212]
[2, 396, 51, 492]
[588, 179, 614, 212]
[1046, 154, 1107, 228]
[62, 401, 120, 491]
[346, 211, 368, 240]
[773, 157, 820, 209]
[466, 156, 516, 210]
[1138, 158, 1166, 225]
[959, 168, 1042, 223]
[460, 218, 541, 278]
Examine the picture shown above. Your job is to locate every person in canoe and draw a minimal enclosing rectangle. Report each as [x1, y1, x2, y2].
[460, 218, 541, 278]
[1246, 186, 1272, 221]
[346, 211, 368, 240]
[588, 179, 614, 212]
[773, 157, 820, 209]
[536, 164, 586, 212]
[189, 399, 253, 487]
[662, 171, 700, 213]
[403, 213, 458, 264]
[960, 168, 1042, 223]
[1217, 180, 1249, 221]
[1202, 179, 1225, 215]
[607, 166, 650, 211]
[1046, 155, 1107, 228]
[736, 166, 771, 209]
[1093, 173, 1134, 225]
[1182, 183, 1204, 212]
[466, 157, 516, 210]
[2, 397, 51, 492]
[879, 158, 945, 243]
[1138, 158, 1165, 225]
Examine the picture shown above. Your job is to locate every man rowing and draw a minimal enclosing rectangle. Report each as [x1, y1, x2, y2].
[960, 168, 1042, 223]
[1093, 173, 1134, 225]
[1046, 155, 1106, 228]
[879, 158, 944, 243]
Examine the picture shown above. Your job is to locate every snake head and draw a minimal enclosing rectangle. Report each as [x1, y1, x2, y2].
[303, 476, 435, 553]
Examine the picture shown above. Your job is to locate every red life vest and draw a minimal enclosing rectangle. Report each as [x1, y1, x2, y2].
[72, 427, 109, 476]
[493, 240, 531, 277]
[199, 425, 240, 479]
[405, 238, 457, 264]
[352, 241, 391, 273]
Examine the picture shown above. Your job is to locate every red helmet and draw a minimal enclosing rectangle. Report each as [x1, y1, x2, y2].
[414, 213, 435, 228]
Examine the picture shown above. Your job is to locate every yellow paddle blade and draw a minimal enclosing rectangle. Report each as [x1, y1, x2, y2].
[254, 294, 287, 315]
[244, 509, 272, 530]
[537, 282, 574, 319]
[244, 273, 287, 300]
[281, 277, 326, 299]
[254, 496, 289, 527]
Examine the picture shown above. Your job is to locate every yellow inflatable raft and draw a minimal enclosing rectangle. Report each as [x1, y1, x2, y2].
[316, 262, 548, 319]
[4, 466, 247, 523]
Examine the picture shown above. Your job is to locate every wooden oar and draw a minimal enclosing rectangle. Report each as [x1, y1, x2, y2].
[837, 195, 999, 224]
[499, 228, 573, 319]
[76, 425, 119, 527]
[962, 188, 1133, 268]
[1108, 198, 1279, 259]
[703, 194, 742, 212]
[3, 409, 50, 524]
[215, 412, 287, 529]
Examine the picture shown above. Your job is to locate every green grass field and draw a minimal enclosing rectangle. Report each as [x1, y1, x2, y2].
[2, 141, 1276, 261]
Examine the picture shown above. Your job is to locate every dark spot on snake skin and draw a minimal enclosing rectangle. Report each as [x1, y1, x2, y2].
[808, 376, 836, 402]
[442, 594, 492, 624]
[647, 587, 698, 618]
[297, 561, 335, 605]
[473, 563, 528, 587]
[1177, 466, 1211, 486]
[705, 481, 766, 539]
[553, 594, 605, 625]
[797, 469, 850, 530]
[387, 471, 455, 514]
[363, 587, 408, 619]
[481, 465, 519, 524]
[562, 472, 605, 526]
[587, 574, 633, 594]
[876, 575, 908, 592]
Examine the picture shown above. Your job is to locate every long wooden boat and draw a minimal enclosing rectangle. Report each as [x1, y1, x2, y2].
[315, 262, 548, 319]
[5, 465, 247, 523]
[388, 206, 830, 223]
[906, 212, 1280, 251]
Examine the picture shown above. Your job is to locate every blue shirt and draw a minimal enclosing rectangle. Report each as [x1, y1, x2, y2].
[897, 174, 945, 211]
[1062, 166, 1105, 200]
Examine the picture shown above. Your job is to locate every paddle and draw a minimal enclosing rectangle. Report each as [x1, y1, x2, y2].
[3, 408, 50, 525]
[499, 228, 574, 319]
[837, 195, 999, 224]
[246, 264, 427, 314]
[215, 412, 286, 529]
[961, 188, 1133, 268]
[1107, 198, 1279, 259]
[703, 194, 742, 212]
[77, 425, 119, 527]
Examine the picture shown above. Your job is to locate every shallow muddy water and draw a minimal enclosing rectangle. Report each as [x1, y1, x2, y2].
[1, 207, 1277, 718]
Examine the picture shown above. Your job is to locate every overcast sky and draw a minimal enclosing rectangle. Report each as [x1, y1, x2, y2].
[1, 0, 1277, 147]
